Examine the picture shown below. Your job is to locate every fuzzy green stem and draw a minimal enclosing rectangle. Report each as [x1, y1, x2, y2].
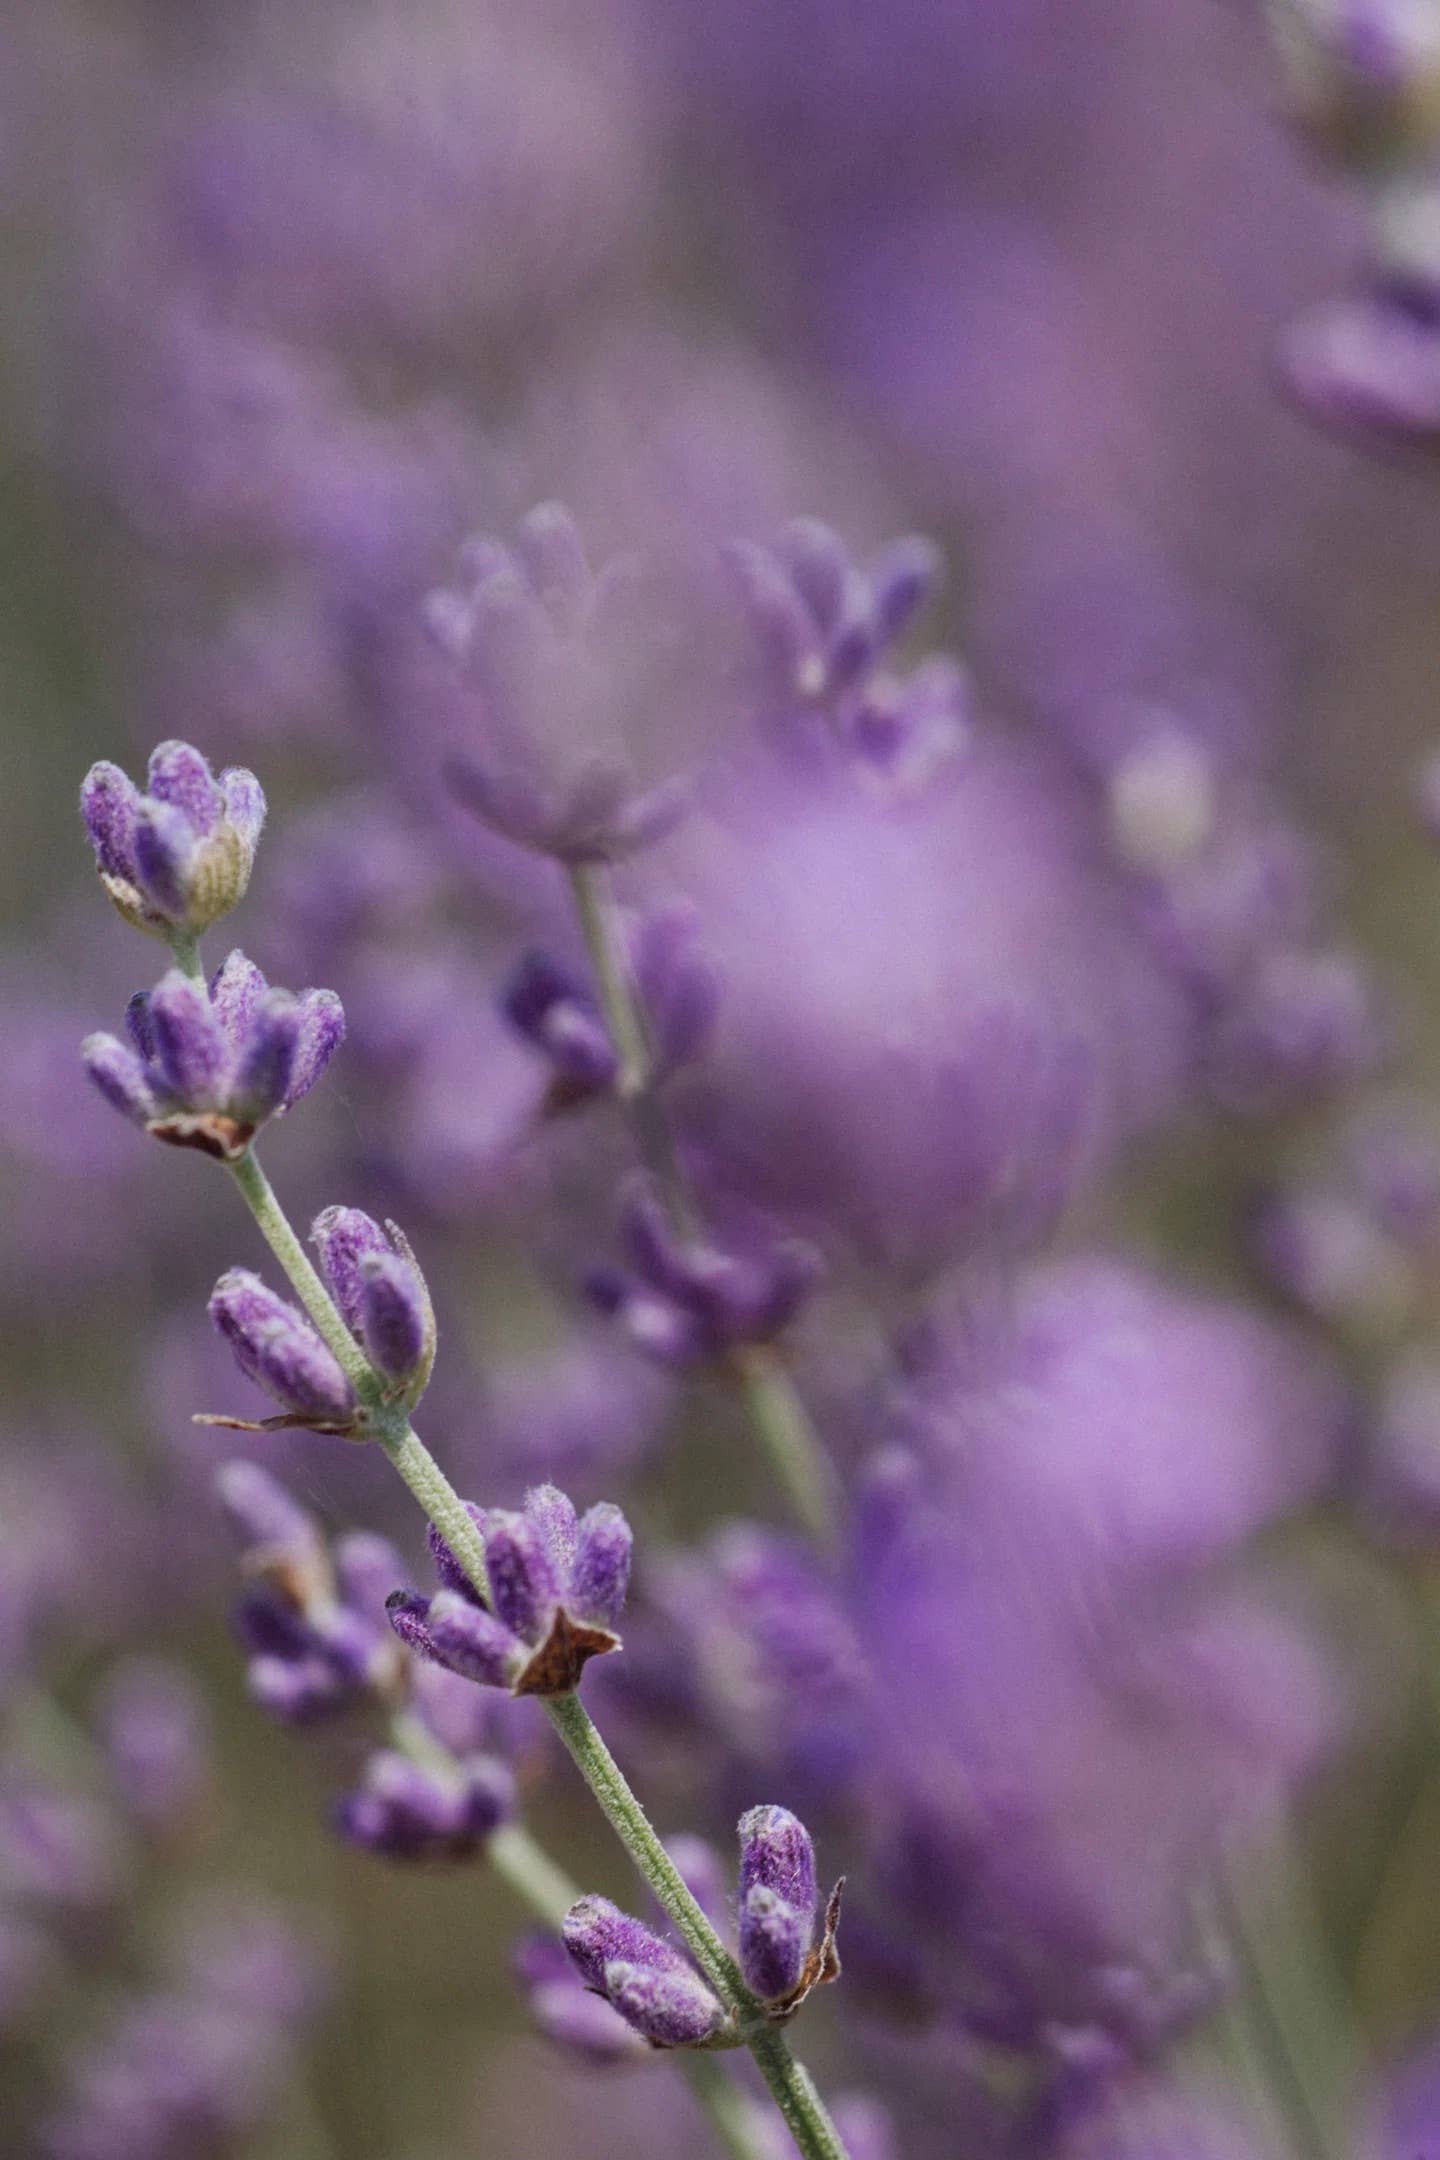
[484, 1821, 579, 1931]
[226, 1151, 375, 1394]
[222, 1148, 850, 2160]
[565, 861, 840, 1550]
[167, 927, 204, 983]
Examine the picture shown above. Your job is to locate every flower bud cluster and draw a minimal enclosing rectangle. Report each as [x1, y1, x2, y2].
[557, 1805, 841, 2052]
[430, 502, 689, 862]
[80, 740, 265, 938]
[83, 952, 344, 1161]
[726, 516, 968, 776]
[586, 1181, 819, 1369]
[206, 1210, 434, 1434]
[501, 905, 718, 1109]
[387, 1483, 631, 1699]
[218, 1464, 516, 1863]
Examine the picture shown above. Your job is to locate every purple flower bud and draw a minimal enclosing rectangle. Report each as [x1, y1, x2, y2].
[358, 1252, 430, 1387]
[208, 1269, 356, 1427]
[528, 1970, 651, 2062]
[215, 1461, 322, 1566]
[146, 972, 231, 1109]
[593, 1181, 820, 1367]
[778, 518, 850, 634]
[147, 740, 225, 833]
[603, 1958, 729, 2048]
[336, 1751, 508, 1861]
[562, 1894, 692, 1994]
[79, 742, 263, 935]
[311, 1207, 392, 1335]
[501, 950, 618, 1093]
[418, 1590, 520, 1687]
[286, 989, 345, 1106]
[249, 1652, 347, 1724]
[484, 1510, 561, 1644]
[228, 992, 301, 1122]
[93, 1658, 211, 1834]
[739, 1885, 810, 2002]
[333, 1532, 407, 1626]
[210, 950, 268, 1044]
[515, 501, 590, 619]
[81, 1034, 157, 1125]
[80, 762, 140, 881]
[570, 1504, 632, 1631]
[868, 535, 942, 647]
[738, 1805, 817, 1915]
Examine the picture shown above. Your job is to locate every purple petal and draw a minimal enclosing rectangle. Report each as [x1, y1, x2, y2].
[209, 951, 269, 1048]
[146, 971, 231, 1108]
[285, 989, 345, 1106]
[80, 762, 140, 881]
[358, 1252, 430, 1385]
[603, 1959, 727, 2048]
[569, 1504, 632, 1631]
[423, 1590, 520, 1688]
[230, 992, 302, 1123]
[427, 1504, 489, 1600]
[220, 766, 267, 849]
[146, 740, 225, 833]
[737, 1804, 817, 1917]
[215, 1461, 321, 1563]
[132, 799, 199, 920]
[524, 1485, 579, 1581]
[310, 1207, 391, 1336]
[81, 1034, 157, 1126]
[739, 1885, 810, 2001]
[483, 1511, 561, 1645]
[561, 1894, 690, 1994]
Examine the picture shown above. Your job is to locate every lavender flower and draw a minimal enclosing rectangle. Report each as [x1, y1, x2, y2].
[726, 517, 964, 771]
[515, 1934, 650, 2062]
[388, 1483, 631, 1698]
[560, 1806, 839, 2049]
[79, 740, 265, 938]
[217, 1462, 403, 1715]
[586, 1180, 820, 1369]
[502, 905, 718, 1109]
[737, 1804, 843, 2010]
[92, 1660, 212, 1837]
[432, 503, 690, 861]
[82, 952, 344, 1161]
[335, 1748, 514, 1863]
[207, 1272, 359, 1435]
[311, 1206, 436, 1402]
[560, 1894, 731, 2049]
[1267, 0, 1440, 170]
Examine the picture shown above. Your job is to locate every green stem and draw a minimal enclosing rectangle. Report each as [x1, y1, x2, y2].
[565, 861, 840, 1551]
[167, 927, 204, 983]
[222, 1145, 851, 2160]
[484, 1821, 579, 1931]
[226, 1150, 374, 1393]
[1212, 1851, 1351, 2160]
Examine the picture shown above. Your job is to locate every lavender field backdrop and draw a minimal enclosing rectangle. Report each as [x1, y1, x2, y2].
[8, 4, 1440, 2157]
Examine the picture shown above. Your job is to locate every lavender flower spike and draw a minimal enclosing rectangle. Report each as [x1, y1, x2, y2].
[82, 952, 344, 1161]
[80, 740, 265, 937]
[737, 1805, 844, 2015]
[311, 1207, 436, 1405]
[387, 1482, 631, 1697]
[561, 1895, 732, 2050]
[206, 1270, 359, 1434]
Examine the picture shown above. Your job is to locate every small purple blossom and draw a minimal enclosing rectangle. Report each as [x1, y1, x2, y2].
[560, 1894, 730, 2049]
[217, 1463, 403, 1718]
[79, 740, 265, 937]
[432, 502, 690, 862]
[387, 1483, 631, 1698]
[207, 1271, 358, 1433]
[311, 1207, 436, 1402]
[92, 1659, 212, 1837]
[515, 1935, 650, 2063]
[737, 1805, 842, 2009]
[82, 952, 344, 1161]
[586, 1179, 820, 1369]
[335, 1749, 513, 1863]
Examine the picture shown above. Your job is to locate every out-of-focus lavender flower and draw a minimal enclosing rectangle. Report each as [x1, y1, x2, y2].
[516, 1934, 651, 2062]
[1205, 945, 1385, 1111]
[1282, 274, 1440, 449]
[92, 1659, 211, 1838]
[726, 517, 964, 775]
[82, 951, 344, 1162]
[586, 1180, 820, 1370]
[1267, 0, 1440, 170]
[217, 1461, 402, 1717]
[390, 1483, 631, 1699]
[311, 1206, 436, 1403]
[1254, 1185, 1416, 1337]
[335, 1747, 514, 1863]
[433, 503, 691, 862]
[561, 1893, 731, 2049]
[656, 734, 1185, 1275]
[0, 1779, 121, 1918]
[502, 904, 718, 1111]
[79, 741, 265, 939]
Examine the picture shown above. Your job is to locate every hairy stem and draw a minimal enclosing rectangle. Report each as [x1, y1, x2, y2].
[223, 1153, 852, 2160]
[565, 861, 840, 1550]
